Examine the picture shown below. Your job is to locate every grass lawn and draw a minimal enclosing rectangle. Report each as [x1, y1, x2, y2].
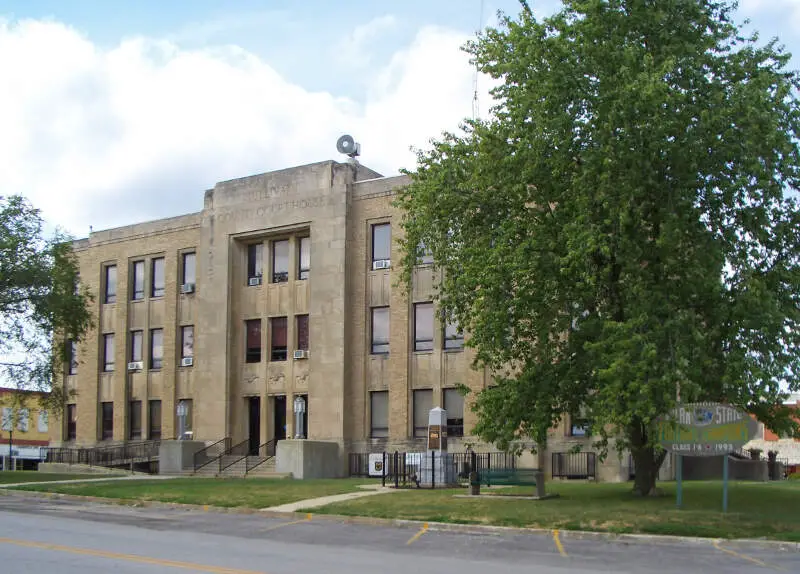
[11, 477, 372, 508]
[0, 472, 109, 484]
[313, 480, 800, 542]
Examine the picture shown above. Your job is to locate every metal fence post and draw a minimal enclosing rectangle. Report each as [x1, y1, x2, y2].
[381, 451, 386, 487]
[394, 451, 399, 488]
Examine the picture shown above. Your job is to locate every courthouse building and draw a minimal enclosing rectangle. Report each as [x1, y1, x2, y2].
[52, 160, 496, 457]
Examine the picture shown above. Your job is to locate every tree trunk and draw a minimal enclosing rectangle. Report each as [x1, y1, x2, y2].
[629, 421, 667, 496]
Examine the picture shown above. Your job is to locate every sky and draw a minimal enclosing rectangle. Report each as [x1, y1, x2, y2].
[0, 0, 798, 237]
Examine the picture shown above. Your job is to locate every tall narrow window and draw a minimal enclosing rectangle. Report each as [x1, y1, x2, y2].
[245, 319, 261, 363]
[443, 388, 464, 437]
[371, 307, 390, 354]
[181, 326, 194, 359]
[247, 243, 263, 281]
[68, 340, 78, 375]
[131, 261, 145, 300]
[151, 257, 165, 297]
[182, 252, 196, 285]
[298, 237, 310, 280]
[417, 241, 434, 265]
[104, 264, 117, 303]
[270, 317, 288, 361]
[148, 400, 162, 440]
[413, 389, 433, 438]
[444, 318, 464, 350]
[414, 302, 434, 351]
[102, 334, 115, 372]
[150, 328, 163, 370]
[130, 330, 143, 362]
[371, 223, 391, 269]
[66, 404, 77, 440]
[129, 401, 142, 440]
[296, 315, 309, 351]
[370, 391, 389, 438]
[272, 239, 289, 283]
[101, 402, 113, 441]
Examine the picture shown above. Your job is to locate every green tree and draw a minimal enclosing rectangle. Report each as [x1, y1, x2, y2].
[397, 0, 800, 495]
[0, 195, 92, 413]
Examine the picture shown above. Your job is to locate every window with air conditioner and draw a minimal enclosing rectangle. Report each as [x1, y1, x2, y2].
[181, 325, 194, 366]
[181, 252, 196, 290]
[371, 223, 391, 270]
[272, 239, 289, 283]
[128, 330, 143, 370]
[247, 243, 263, 284]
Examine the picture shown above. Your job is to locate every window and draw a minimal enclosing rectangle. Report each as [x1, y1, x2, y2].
[101, 402, 113, 441]
[181, 326, 194, 359]
[66, 404, 77, 440]
[570, 417, 589, 437]
[130, 330, 143, 362]
[371, 223, 391, 269]
[68, 340, 78, 374]
[16, 408, 29, 432]
[245, 319, 261, 363]
[417, 241, 434, 265]
[102, 334, 115, 372]
[38, 410, 49, 433]
[414, 303, 434, 351]
[443, 388, 464, 437]
[177, 399, 193, 439]
[413, 389, 433, 438]
[151, 257, 165, 297]
[148, 400, 162, 440]
[272, 239, 289, 283]
[247, 243, 263, 280]
[270, 317, 288, 361]
[371, 307, 390, 354]
[370, 391, 389, 438]
[104, 264, 117, 303]
[131, 260, 145, 300]
[298, 237, 310, 280]
[444, 318, 465, 350]
[150, 328, 163, 369]
[296, 315, 309, 351]
[182, 252, 196, 285]
[129, 400, 142, 440]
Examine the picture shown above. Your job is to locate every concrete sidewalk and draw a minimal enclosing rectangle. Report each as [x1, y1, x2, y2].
[262, 483, 400, 512]
[0, 475, 178, 489]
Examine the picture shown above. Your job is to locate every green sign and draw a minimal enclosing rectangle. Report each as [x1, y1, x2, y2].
[657, 402, 759, 457]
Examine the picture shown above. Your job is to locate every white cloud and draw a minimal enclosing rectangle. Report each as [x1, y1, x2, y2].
[0, 17, 494, 236]
[335, 14, 398, 68]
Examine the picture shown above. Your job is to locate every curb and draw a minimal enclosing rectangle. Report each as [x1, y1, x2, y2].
[2, 487, 798, 552]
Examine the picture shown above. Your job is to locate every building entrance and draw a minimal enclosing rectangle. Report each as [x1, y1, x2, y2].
[273, 396, 287, 441]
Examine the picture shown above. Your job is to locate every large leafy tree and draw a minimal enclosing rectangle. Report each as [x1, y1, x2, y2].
[0, 195, 92, 414]
[397, 0, 800, 495]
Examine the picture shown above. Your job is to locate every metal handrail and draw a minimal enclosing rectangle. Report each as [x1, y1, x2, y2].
[193, 437, 231, 472]
[246, 439, 278, 473]
[43, 440, 161, 469]
[219, 439, 251, 472]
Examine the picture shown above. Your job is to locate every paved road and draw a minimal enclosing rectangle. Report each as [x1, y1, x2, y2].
[0, 494, 796, 573]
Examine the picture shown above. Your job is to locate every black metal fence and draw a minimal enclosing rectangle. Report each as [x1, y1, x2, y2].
[552, 452, 597, 479]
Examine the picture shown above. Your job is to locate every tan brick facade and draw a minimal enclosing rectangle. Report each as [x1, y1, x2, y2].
[50, 160, 621, 479]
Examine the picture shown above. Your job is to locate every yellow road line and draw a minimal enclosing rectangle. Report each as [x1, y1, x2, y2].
[406, 523, 429, 545]
[712, 540, 777, 570]
[552, 529, 567, 557]
[262, 513, 312, 532]
[0, 536, 265, 574]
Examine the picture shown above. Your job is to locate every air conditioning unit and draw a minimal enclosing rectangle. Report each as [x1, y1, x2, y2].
[293, 349, 309, 360]
[248, 275, 262, 286]
[180, 357, 194, 367]
[180, 283, 195, 294]
[373, 259, 391, 270]
[127, 361, 143, 371]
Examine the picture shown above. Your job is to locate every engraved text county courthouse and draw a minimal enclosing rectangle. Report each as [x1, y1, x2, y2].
[55, 161, 483, 455]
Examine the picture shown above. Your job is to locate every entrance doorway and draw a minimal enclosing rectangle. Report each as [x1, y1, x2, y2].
[273, 396, 287, 441]
[248, 397, 260, 455]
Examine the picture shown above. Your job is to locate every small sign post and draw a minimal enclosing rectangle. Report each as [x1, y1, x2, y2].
[658, 402, 759, 512]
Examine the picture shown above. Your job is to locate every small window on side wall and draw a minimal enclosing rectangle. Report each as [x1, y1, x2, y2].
[298, 237, 310, 280]
[247, 243, 263, 283]
[151, 257, 165, 297]
[104, 264, 117, 303]
[371, 223, 391, 270]
[131, 261, 144, 300]
[182, 252, 196, 285]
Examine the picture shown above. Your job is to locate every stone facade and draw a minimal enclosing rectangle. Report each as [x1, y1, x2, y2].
[50, 160, 623, 480]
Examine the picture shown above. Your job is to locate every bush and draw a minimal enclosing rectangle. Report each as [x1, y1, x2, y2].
[788, 472, 800, 481]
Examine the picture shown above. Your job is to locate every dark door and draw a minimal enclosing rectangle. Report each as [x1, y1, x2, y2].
[248, 397, 260, 455]
[273, 396, 287, 441]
